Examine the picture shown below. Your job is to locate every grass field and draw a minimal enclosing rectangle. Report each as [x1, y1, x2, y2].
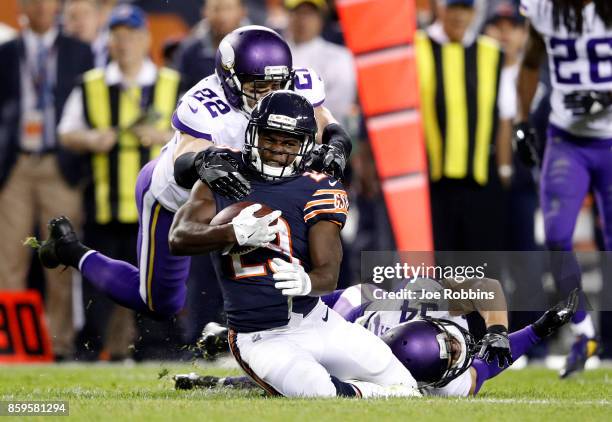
[1, 363, 611, 421]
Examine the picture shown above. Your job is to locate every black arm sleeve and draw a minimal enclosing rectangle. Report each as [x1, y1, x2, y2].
[174, 152, 200, 189]
[322, 123, 352, 158]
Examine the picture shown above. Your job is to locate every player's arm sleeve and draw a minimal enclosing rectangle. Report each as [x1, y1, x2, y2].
[293, 67, 326, 107]
[327, 48, 357, 120]
[303, 181, 349, 228]
[171, 95, 214, 142]
[58, 86, 88, 135]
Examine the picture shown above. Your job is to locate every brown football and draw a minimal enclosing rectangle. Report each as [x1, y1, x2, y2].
[210, 201, 278, 255]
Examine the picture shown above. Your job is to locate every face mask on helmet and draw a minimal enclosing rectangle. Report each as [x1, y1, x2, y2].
[216, 26, 293, 115]
[244, 91, 316, 180]
[245, 118, 314, 180]
[381, 317, 478, 388]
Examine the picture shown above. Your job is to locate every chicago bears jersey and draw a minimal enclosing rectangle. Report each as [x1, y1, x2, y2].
[338, 279, 468, 337]
[521, 0, 612, 137]
[211, 170, 348, 333]
[148, 69, 326, 212]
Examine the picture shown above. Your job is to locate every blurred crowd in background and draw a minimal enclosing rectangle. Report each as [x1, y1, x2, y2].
[0, 0, 610, 362]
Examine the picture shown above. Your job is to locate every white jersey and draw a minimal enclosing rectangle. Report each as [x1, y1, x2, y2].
[521, 0, 612, 137]
[344, 279, 468, 338]
[149, 69, 326, 212]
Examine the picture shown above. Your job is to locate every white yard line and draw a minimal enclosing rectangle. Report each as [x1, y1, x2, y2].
[425, 398, 612, 406]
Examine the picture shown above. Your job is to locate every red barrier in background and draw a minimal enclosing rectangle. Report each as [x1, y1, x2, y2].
[337, 0, 433, 251]
[337, 0, 416, 54]
[0, 290, 53, 363]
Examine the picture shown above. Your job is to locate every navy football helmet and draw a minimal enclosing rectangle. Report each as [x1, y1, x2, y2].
[244, 90, 316, 180]
[381, 317, 478, 388]
[215, 25, 293, 114]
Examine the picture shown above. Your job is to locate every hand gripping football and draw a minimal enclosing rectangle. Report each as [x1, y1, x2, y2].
[210, 201, 278, 255]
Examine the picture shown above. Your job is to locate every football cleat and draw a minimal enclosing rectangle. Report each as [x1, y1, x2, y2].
[559, 335, 600, 379]
[38, 216, 80, 269]
[196, 322, 229, 360]
[532, 289, 578, 339]
[173, 374, 255, 390]
[174, 373, 222, 390]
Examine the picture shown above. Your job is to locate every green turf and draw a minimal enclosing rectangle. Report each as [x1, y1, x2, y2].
[0, 364, 610, 421]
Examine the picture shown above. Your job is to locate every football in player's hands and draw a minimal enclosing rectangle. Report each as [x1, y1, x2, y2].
[210, 201, 281, 255]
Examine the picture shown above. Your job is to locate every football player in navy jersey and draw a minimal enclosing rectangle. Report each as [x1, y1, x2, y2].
[169, 90, 420, 398]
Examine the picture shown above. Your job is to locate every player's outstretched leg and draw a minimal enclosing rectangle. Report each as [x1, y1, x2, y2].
[38, 216, 150, 313]
[37, 161, 190, 318]
[472, 290, 578, 394]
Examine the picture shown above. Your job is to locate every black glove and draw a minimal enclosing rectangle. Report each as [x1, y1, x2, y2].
[477, 325, 513, 368]
[532, 288, 578, 338]
[196, 150, 251, 200]
[563, 91, 612, 116]
[512, 122, 540, 168]
[305, 143, 347, 180]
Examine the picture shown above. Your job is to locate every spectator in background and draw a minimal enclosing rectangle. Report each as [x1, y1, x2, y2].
[174, 0, 247, 91]
[62, 0, 108, 67]
[57, 4, 180, 360]
[416, 0, 512, 252]
[0, 0, 93, 360]
[284, 0, 356, 125]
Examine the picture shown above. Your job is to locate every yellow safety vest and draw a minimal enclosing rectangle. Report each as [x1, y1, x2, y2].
[416, 31, 502, 185]
[82, 66, 180, 224]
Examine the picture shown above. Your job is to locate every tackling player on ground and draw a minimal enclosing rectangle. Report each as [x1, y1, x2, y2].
[514, 0, 611, 377]
[35, 26, 352, 319]
[176, 282, 577, 397]
[169, 90, 420, 398]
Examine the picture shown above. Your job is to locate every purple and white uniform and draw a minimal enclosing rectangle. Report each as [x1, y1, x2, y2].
[132, 70, 325, 313]
[520, 0, 612, 251]
[325, 280, 472, 397]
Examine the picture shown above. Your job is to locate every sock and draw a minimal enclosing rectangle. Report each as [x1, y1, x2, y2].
[472, 325, 541, 394]
[80, 252, 148, 313]
[330, 376, 358, 397]
[57, 241, 91, 268]
[572, 310, 587, 324]
[570, 313, 595, 338]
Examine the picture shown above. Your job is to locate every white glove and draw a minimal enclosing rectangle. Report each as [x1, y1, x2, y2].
[271, 258, 312, 296]
[231, 204, 282, 248]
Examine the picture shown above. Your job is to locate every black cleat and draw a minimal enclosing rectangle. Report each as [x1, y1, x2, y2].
[532, 288, 579, 338]
[196, 322, 229, 360]
[38, 216, 80, 269]
[559, 335, 600, 379]
[174, 373, 221, 390]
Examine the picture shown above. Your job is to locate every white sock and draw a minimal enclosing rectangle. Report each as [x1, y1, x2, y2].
[570, 313, 596, 338]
